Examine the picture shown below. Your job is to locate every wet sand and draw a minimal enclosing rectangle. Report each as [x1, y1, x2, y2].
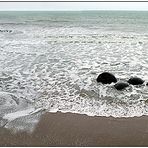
[0, 112, 148, 146]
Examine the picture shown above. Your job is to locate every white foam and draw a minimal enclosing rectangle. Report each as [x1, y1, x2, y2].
[3, 108, 35, 121]
[1, 13, 148, 132]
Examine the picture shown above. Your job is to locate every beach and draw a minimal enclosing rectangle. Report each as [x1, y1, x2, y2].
[0, 112, 148, 146]
[0, 11, 148, 146]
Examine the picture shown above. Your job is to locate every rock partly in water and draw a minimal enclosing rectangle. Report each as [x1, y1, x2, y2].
[114, 82, 129, 90]
[96, 72, 117, 84]
[127, 77, 144, 85]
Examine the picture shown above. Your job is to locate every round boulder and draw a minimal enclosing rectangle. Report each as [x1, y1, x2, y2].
[96, 72, 117, 84]
[114, 82, 129, 90]
[127, 77, 144, 85]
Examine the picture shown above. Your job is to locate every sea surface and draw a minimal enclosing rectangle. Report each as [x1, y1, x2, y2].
[0, 11, 148, 131]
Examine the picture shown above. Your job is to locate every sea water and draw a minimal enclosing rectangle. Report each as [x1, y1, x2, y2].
[0, 11, 148, 131]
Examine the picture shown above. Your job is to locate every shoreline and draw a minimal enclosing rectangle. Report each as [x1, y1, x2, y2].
[0, 112, 148, 146]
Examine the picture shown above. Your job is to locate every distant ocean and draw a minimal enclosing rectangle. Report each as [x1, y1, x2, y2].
[0, 11, 148, 131]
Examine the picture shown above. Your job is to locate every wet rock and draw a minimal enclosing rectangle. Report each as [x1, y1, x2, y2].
[96, 72, 117, 84]
[127, 77, 144, 85]
[114, 82, 129, 90]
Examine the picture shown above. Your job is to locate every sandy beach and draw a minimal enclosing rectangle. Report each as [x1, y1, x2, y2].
[0, 112, 148, 146]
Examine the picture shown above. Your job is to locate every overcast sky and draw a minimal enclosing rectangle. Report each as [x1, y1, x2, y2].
[0, 2, 148, 11]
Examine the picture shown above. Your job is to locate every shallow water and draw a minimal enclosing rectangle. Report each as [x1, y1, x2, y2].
[0, 11, 148, 131]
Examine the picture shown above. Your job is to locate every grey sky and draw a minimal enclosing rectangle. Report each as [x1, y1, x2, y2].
[0, 2, 148, 11]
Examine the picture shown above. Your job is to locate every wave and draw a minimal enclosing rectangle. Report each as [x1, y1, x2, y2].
[0, 23, 148, 131]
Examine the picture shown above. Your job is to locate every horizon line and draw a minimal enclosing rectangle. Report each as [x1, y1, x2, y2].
[0, 9, 148, 11]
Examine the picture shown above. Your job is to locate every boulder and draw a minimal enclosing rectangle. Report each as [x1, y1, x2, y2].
[127, 77, 144, 85]
[114, 82, 129, 90]
[96, 72, 117, 84]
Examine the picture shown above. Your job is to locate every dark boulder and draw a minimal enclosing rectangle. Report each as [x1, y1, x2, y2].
[96, 72, 117, 84]
[146, 82, 148, 86]
[127, 77, 144, 85]
[114, 82, 129, 90]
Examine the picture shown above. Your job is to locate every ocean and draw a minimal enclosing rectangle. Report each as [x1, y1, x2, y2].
[0, 11, 148, 131]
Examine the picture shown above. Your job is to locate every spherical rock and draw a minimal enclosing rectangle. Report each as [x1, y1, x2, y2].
[96, 72, 117, 84]
[127, 77, 144, 85]
[114, 82, 129, 90]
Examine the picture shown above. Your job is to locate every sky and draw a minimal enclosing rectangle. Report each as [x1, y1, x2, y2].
[0, 2, 148, 11]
